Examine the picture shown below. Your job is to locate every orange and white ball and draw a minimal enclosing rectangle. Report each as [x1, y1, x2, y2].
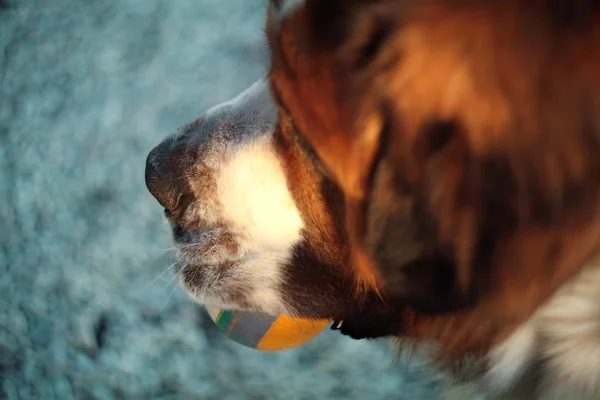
[205, 306, 331, 351]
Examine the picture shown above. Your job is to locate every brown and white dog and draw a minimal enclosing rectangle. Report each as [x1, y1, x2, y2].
[146, 0, 600, 398]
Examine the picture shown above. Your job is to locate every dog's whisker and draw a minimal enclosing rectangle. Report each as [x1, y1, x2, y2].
[154, 245, 180, 256]
[163, 271, 180, 291]
[155, 242, 206, 258]
[147, 260, 181, 288]
[176, 241, 207, 250]
[162, 279, 182, 311]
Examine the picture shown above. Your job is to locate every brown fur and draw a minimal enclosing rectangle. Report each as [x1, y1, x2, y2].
[271, 92, 399, 318]
[267, 0, 600, 358]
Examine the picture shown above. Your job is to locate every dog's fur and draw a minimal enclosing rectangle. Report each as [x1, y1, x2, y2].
[145, 77, 393, 321]
[146, 0, 600, 398]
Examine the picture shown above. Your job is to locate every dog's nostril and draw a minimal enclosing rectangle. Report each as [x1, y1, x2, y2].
[145, 144, 186, 211]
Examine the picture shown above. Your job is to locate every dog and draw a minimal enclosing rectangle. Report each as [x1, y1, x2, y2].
[146, 0, 600, 398]
[145, 77, 377, 320]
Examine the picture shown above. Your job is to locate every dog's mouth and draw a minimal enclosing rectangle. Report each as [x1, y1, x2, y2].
[170, 223, 243, 292]
[171, 219, 240, 259]
[161, 193, 191, 221]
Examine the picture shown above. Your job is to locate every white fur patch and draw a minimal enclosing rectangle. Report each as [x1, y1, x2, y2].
[485, 261, 600, 398]
[538, 265, 600, 397]
[180, 77, 279, 229]
[218, 136, 303, 248]
[485, 317, 539, 393]
[175, 78, 303, 316]
[212, 136, 304, 314]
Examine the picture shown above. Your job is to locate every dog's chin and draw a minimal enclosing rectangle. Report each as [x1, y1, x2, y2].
[168, 221, 292, 315]
[170, 224, 240, 307]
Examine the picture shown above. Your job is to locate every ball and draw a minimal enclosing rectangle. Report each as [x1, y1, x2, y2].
[205, 305, 331, 351]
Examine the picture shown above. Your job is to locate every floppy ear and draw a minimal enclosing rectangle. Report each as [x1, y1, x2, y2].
[303, 0, 600, 328]
[299, 0, 473, 306]
[263, 0, 396, 294]
[292, 0, 412, 296]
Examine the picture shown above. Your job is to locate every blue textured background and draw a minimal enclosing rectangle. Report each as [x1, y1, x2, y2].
[0, 1, 474, 398]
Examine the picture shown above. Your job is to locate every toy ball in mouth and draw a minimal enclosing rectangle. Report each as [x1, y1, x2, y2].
[205, 305, 331, 351]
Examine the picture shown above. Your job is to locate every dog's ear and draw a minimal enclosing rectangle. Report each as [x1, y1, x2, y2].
[298, 0, 474, 303]
[284, 0, 409, 295]
[265, 0, 401, 293]
[302, 0, 600, 323]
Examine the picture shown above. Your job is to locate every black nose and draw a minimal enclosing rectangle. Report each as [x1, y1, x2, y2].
[145, 141, 185, 211]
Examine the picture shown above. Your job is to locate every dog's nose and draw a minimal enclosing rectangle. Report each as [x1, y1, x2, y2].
[145, 141, 185, 211]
